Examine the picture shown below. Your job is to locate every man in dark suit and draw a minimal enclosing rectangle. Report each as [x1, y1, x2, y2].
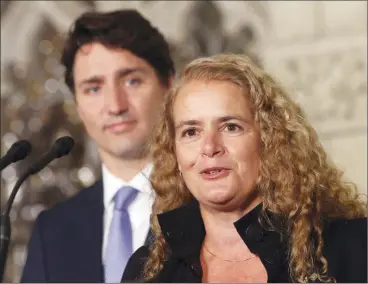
[21, 9, 175, 283]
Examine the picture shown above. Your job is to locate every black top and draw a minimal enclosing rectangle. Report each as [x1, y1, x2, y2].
[122, 200, 367, 283]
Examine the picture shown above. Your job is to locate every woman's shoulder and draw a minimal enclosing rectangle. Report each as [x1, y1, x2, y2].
[324, 216, 367, 236]
[121, 246, 150, 283]
[323, 216, 367, 244]
[322, 217, 367, 282]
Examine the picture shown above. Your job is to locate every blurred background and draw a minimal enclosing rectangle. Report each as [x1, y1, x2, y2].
[1, 1, 367, 282]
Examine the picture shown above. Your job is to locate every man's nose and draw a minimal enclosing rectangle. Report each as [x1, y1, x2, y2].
[104, 86, 128, 115]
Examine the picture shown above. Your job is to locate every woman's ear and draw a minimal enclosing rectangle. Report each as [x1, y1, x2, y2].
[178, 164, 182, 175]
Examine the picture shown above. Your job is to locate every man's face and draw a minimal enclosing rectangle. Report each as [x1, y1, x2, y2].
[73, 42, 170, 160]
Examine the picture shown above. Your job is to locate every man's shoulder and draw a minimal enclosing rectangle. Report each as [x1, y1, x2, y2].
[36, 179, 103, 227]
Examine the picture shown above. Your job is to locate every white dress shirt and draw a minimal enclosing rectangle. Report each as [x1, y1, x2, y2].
[102, 163, 154, 263]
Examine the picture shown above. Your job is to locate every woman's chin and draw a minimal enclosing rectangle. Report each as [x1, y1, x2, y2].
[201, 189, 236, 207]
[197, 187, 259, 213]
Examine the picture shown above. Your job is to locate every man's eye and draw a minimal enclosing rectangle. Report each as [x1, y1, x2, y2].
[85, 86, 101, 94]
[125, 78, 142, 87]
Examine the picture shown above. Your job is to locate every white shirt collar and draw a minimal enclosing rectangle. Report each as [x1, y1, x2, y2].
[102, 163, 153, 208]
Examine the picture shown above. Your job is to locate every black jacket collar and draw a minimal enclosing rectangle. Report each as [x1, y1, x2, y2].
[157, 199, 290, 282]
[157, 199, 205, 258]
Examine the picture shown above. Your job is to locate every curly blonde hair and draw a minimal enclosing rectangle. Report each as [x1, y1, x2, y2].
[144, 54, 367, 283]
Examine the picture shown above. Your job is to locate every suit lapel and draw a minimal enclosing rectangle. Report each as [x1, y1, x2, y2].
[65, 180, 153, 282]
[70, 180, 104, 282]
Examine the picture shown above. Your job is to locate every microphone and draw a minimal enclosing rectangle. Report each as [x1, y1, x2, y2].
[0, 136, 74, 281]
[0, 140, 32, 171]
[27, 135, 75, 176]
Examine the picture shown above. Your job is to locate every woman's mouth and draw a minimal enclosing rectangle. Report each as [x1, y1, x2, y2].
[200, 167, 230, 180]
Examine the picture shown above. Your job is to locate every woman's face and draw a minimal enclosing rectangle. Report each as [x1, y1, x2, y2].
[173, 80, 261, 211]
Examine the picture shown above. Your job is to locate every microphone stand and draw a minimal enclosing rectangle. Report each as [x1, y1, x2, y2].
[0, 215, 10, 283]
[0, 136, 74, 281]
[0, 172, 31, 282]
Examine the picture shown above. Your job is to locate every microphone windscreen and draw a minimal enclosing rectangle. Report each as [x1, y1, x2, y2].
[52, 136, 75, 158]
[9, 140, 32, 161]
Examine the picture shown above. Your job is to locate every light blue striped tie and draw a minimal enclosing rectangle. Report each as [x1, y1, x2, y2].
[104, 186, 138, 283]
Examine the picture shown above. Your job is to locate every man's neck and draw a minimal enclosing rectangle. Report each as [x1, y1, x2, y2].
[100, 153, 152, 181]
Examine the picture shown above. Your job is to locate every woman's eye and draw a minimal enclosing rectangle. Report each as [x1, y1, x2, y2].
[182, 128, 197, 137]
[225, 123, 240, 131]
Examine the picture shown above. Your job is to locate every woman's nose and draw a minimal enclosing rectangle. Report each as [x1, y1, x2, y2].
[201, 131, 224, 158]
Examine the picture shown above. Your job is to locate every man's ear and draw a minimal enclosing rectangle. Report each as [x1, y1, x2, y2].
[75, 99, 85, 121]
[168, 73, 175, 89]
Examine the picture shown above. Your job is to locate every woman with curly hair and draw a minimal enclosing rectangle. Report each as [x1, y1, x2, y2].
[121, 54, 367, 283]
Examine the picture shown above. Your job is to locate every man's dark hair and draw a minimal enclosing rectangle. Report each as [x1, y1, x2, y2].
[61, 9, 175, 92]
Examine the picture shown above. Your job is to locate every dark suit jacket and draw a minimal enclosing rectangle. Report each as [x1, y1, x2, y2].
[122, 200, 368, 283]
[21, 180, 105, 283]
[21, 180, 152, 283]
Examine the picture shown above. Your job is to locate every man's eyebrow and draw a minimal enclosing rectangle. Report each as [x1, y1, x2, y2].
[116, 67, 147, 78]
[77, 67, 147, 88]
[77, 76, 104, 88]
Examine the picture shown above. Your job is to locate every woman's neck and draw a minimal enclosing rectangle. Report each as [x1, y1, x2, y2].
[200, 198, 261, 258]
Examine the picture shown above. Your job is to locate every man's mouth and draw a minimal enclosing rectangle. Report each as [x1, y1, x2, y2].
[104, 120, 136, 132]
